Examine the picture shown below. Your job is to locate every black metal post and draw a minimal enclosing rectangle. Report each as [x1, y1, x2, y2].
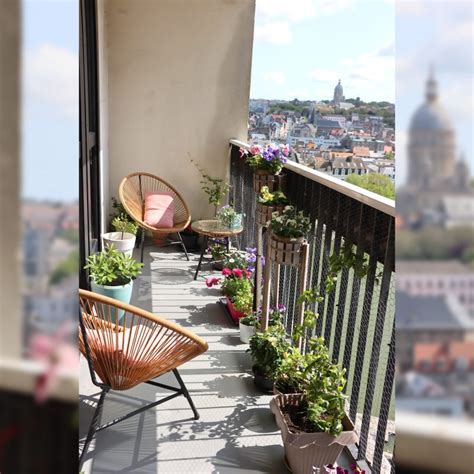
[194, 236, 208, 280]
[177, 232, 190, 261]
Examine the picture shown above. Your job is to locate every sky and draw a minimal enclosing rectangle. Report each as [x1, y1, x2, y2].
[250, 0, 395, 103]
[395, 1, 473, 185]
[22, 0, 78, 201]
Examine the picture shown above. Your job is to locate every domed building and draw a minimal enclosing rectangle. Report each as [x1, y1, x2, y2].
[332, 79, 344, 106]
[398, 69, 473, 228]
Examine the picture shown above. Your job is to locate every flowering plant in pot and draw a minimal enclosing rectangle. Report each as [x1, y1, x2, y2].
[256, 186, 289, 226]
[208, 239, 228, 270]
[217, 205, 242, 229]
[240, 144, 289, 192]
[220, 267, 253, 322]
[84, 245, 143, 321]
[240, 305, 285, 344]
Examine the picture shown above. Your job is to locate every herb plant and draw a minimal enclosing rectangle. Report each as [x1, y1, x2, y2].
[193, 161, 230, 215]
[217, 205, 240, 228]
[85, 245, 143, 286]
[270, 205, 312, 239]
[112, 215, 138, 238]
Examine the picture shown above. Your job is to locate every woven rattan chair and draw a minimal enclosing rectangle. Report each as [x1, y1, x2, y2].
[119, 172, 192, 262]
[78, 289, 208, 465]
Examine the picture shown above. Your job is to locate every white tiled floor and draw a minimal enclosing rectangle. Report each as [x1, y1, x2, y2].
[79, 246, 352, 473]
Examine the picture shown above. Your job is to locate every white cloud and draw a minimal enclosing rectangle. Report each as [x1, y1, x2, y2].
[23, 44, 78, 120]
[255, 21, 293, 45]
[308, 69, 339, 84]
[256, 0, 317, 22]
[262, 71, 286, 85]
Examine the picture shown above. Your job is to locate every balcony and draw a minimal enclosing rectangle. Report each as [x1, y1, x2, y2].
[79, 139, 395, 473]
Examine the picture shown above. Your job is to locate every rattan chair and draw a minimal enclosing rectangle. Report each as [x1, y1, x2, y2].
[79, 289, 208, 465]
[119, 172, 192, 262]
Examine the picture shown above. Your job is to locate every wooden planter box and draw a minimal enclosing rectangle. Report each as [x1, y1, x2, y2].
[253, 170, 286, 193]
[269, 233, 305, 266]
[270, 394, 357, 474]
[256, 203, 286, 227]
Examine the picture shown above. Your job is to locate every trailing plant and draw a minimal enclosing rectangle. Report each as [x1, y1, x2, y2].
[85, 245, 143, 286]
[217, 205, 240, 228]
[257, 186, 289, 206]
[111, 215, 138, 238]
[240, 144, 289, 175]
[270, 205, 312, 239]
[208, 239, 228, 261]
[193, 161, 230, 215]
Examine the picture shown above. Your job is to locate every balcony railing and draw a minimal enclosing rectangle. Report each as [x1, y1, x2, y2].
[229, 140, 396, 473]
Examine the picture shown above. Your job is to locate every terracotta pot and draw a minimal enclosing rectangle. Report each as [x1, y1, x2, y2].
[269, 233, 305, 266]
[252, 365, 274, 393]
[225, 296, 246, 323]
[256, 203, 286, 227]
[270, 394, 357, 474]
[253, 170, 286, 193]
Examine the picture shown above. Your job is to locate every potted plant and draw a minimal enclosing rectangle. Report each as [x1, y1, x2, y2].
[270, 336, 357, 473]
[217, 205, 243, 229]
[240, 144, 289, 192]
[220, 267, 253, 323]
[84, 245, 143, 321]
[208, 239, 228, 270]
[102, 215, 138, 256]
[256, 185, 289, 226]
[248, 321, 290, 393]
[269, 205, 312, 266]
[239, 312, 258, 344]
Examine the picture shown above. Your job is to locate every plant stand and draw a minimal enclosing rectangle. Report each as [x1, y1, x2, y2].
[260, 228, 309, 347]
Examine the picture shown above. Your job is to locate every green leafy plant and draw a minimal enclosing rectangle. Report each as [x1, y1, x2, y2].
[248, 322, 291, 379]
[217, 205, 240, 228]
[208, 240, 228, 261]
[232, 284, 253, 315]
[193, 161, 230, 215]
[84, 245, 143, 286]
[240, 312, 259, 326]
[257, 186, 289, 206]
[221, 272, 252, 299]
[270, 205, 312, 239]
[111, 215, 138, 238]
[241, 144, 289, 174]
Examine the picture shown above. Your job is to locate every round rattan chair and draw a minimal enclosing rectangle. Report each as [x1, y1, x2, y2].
[79, 289, 208, 465]
[119, 172, 192, 262]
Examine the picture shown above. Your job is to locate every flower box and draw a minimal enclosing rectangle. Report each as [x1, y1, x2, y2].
[256, 203, 286, 227]
[225, 296, 246, 323]
[253, 171, 286, 193]
[270, 394, 357, 474]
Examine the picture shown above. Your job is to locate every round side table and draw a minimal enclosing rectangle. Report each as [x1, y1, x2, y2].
[191, 220, 243, 280]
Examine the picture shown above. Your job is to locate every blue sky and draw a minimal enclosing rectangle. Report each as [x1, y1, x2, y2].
[22, 0, 78, 201]
[250, 0, 395, 102]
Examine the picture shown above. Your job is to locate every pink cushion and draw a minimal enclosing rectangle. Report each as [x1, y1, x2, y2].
[144, 191, 175, 228]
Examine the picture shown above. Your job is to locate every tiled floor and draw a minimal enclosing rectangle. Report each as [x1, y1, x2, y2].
[79, 245, 351, 473]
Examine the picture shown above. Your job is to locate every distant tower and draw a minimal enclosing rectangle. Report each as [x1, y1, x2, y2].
[407, 67, 456, 190]
[333, 79, 344, 106]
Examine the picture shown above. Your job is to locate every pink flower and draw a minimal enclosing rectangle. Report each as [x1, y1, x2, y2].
[281, 144, 290, 157]
[222, 268, 232, 276]
[206, 277, 221, 288]
[250, 144, 263, 155]
[239, 147, 248, 158]
[232, 268, 244, 278]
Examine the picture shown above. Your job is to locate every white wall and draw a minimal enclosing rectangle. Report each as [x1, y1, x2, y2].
[100, 0, 255, 220]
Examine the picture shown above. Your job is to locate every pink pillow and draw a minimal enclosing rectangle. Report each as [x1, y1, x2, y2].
[144, 192, 175, 228]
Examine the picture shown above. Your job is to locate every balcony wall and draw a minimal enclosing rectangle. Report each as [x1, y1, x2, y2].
[97, 0, 255, 226]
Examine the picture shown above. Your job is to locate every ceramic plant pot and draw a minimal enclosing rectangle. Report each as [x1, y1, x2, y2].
[91, 280, 133, 323]
[102, 232, 136, 256]
[270, 394, 357, 474]
[239, 320, 256, 343]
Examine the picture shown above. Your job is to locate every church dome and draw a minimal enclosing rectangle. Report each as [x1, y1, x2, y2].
[334, 80, 343, 93]
[410, 71, 452, 132]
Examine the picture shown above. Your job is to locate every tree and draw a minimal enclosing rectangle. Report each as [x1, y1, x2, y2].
[50, 249, 79, 285]
[346, 173, 395, 199]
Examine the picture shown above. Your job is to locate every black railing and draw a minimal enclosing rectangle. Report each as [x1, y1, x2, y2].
[229, 141, 395, 473]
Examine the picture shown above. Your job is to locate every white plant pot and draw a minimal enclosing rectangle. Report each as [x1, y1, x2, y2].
[102, 232, 136, 256]
[239, 320, 256, 344]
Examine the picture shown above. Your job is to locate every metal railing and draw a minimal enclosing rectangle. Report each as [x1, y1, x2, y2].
[229, 140, 396, 473]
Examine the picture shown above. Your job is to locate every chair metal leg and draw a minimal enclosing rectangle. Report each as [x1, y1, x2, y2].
[177, 232, 190, 261]
[79, 388, 108, 467]
[140, 228, 145, 263]
[194, 236, 208, 280]
[173, 369, 200, 420]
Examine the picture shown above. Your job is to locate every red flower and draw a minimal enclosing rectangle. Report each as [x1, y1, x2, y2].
[222, 268, 232, 276]
[206, 277, 221, 288]
[232, 268, 243, 278]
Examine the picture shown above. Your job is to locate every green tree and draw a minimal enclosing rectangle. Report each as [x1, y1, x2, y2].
[50, 249, 79, 285]
[346, 173, 395, 199]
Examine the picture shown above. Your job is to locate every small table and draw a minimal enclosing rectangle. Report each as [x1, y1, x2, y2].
[191, 220, 243, 280]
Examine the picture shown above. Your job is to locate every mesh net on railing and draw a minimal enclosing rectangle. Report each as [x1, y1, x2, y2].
[230, 143, 396, 473]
